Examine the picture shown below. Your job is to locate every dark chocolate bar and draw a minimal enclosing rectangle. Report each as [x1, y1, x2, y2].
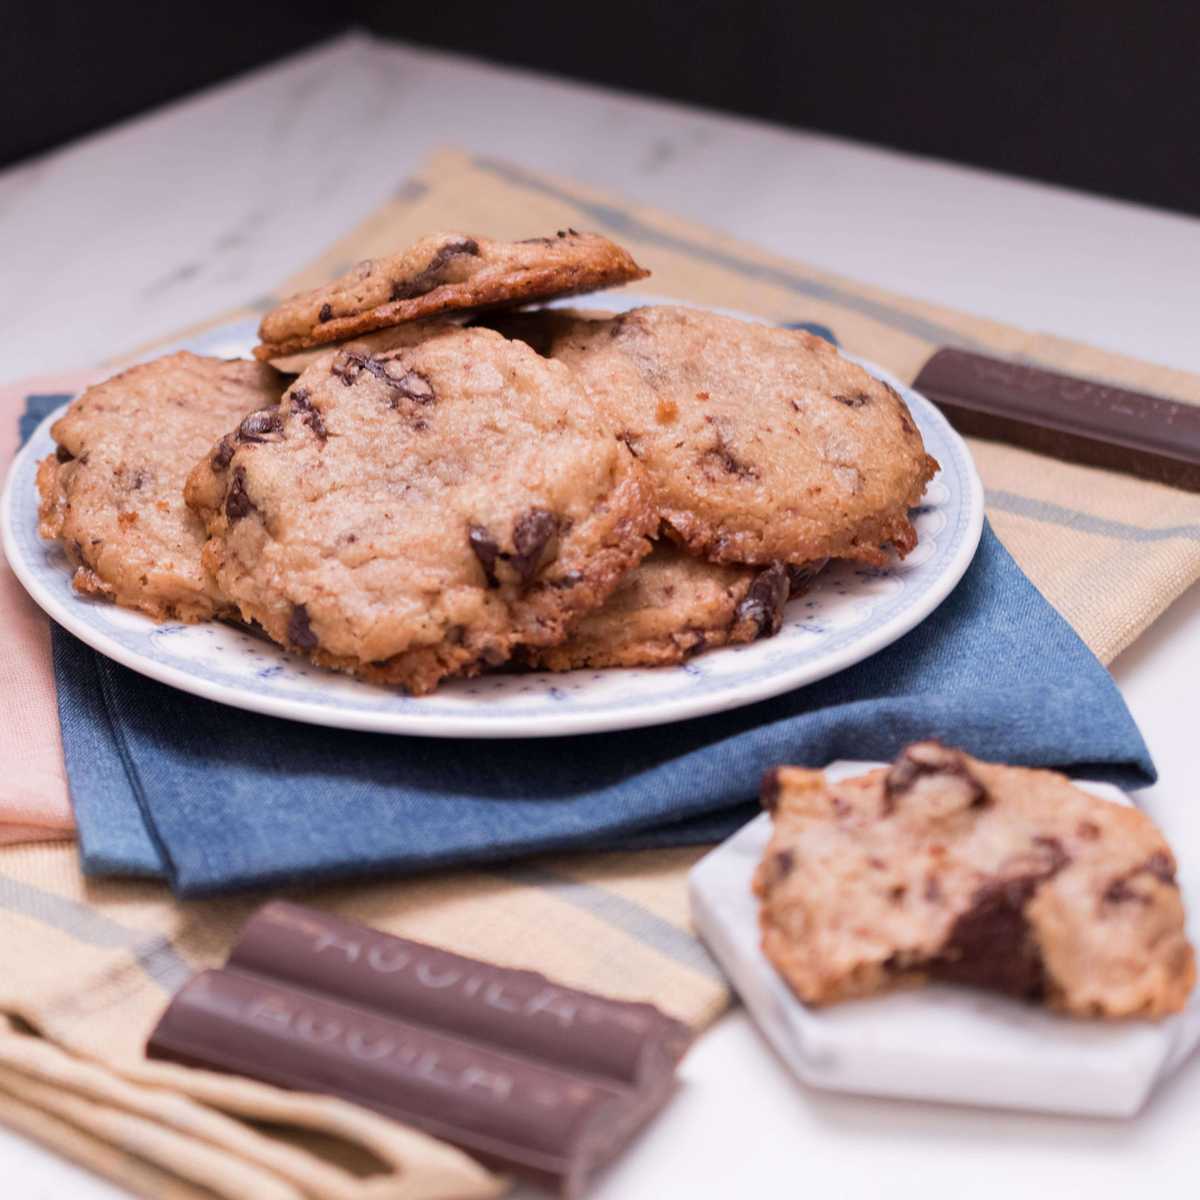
[147, 904, 693, 1196]
[913, 348, 1200, 490]
[228, 902, 690, 1088]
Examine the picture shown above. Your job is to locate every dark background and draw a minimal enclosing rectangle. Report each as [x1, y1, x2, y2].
[5, 1, 1199, 215]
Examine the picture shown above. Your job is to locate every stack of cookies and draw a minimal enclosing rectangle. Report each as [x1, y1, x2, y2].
[37, 230, 938, 695]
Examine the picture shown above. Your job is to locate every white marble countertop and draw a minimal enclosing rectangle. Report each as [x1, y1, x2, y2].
[3, 30, 1200, 1199]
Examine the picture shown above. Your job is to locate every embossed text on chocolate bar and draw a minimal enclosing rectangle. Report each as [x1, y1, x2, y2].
[228, 901, 690, 1086]
[148, 968, 638, 1193]
[914, 348, 1200, 490]
[149, 903, 693, 1195]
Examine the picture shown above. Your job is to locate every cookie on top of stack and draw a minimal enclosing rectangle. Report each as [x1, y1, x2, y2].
[36, 228, 939, 694]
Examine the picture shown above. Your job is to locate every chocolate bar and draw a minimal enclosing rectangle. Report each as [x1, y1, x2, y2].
[148, 904, 693, 1196]
[227, 901, 690, 1087]
[913, 348, 1200, 490]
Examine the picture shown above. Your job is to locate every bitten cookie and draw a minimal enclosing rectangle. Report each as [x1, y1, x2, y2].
[255, 230, 648, 360]
[36, 352, 283, 621]
[525, 545, 825, 670]
[186, 324, 656, 694]
[754, 743, 1195, 1017]
[496, 306, 938, 567]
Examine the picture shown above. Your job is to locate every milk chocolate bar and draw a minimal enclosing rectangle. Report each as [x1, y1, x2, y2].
[913, 348, 1200, 490]
[228, 901, 691, 1087]
[147, 904, 693, 1195]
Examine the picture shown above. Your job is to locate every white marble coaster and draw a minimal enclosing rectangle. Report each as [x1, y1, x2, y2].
[688, 761, 1200, 1116]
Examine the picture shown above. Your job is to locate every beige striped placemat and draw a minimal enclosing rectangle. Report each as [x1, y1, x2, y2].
[2, 149, 1198, 1198]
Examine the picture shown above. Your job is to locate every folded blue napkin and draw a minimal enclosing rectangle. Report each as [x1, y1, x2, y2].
[21, 391, 1154, 897]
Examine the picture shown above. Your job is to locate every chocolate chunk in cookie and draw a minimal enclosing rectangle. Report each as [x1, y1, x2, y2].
[754, 743, 1195, 1017]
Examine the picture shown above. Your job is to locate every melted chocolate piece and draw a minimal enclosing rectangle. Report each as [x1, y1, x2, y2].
[1031, 835, 1071, 874]
[55, 444, 75, 463]
[772, 849, 794, 881]
[882, 742, 987, 814]
[290, 388, 327, 441]
[834, 392, 871, 408]
[703, 438, 758, 480]
[390, 237, 480, 301]
[333, 350, 435, 409]
[931, 874, 1049, 1000]
[318, 303, 333, 323]
[760, 767, 783, 812]
[734, 563, 790, 638]
[224, 467, 254, 522]
[1104, 878, 1145, 905]
[287, 604, 318, 651]
[383, 369, 435, 410]
[469, 512, 558, 588]
[1145, 850, 1176, 882]
[237, 408, 285, 444]
[1104, 852, 1177, 904]
[212, 435, 236, 470]
[331, 351, 362, 386]
[785, 558, 828, 595]
[929, 833, 1071, 1000]
[469, 525, 501, 588]
[511, 510, 559, 584]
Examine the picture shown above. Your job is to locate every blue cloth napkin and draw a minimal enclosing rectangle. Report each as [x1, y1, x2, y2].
[21, 391, 1155, 897]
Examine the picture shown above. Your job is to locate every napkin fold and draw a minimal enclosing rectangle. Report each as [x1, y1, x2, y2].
[25, 376, 1149, 895]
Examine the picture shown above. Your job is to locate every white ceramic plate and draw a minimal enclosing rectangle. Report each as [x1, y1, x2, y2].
[1, 300, 984, 738]
[689, 761, 1200, 1117]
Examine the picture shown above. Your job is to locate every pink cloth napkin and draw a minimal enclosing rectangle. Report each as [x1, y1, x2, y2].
[0, 369, 105, 844]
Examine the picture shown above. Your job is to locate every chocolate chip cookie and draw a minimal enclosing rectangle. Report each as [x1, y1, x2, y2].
[497, 306, 938, 567]
[526, 545, 825, 670]
[255, 230, 648, 360]
[754, 743, 1195, 1017]
[187, 325, 656, 694]
[36, 352, 283, 621]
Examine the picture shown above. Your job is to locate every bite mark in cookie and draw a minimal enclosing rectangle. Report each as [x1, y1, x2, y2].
[754, 742, 1195, 1017]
